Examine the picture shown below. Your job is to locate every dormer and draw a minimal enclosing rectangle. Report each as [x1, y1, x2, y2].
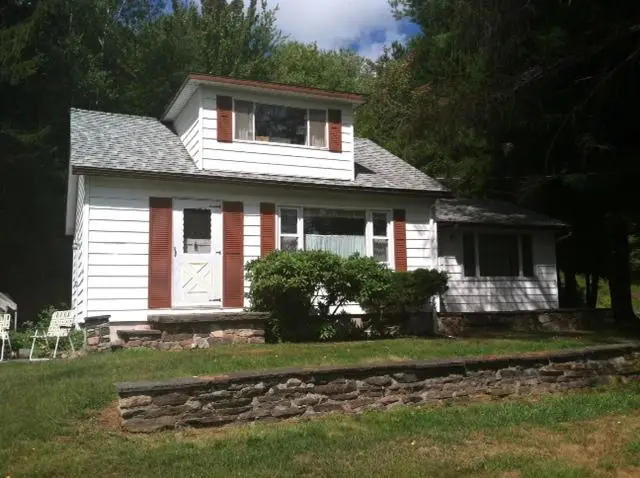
[162, 74, 365, 182]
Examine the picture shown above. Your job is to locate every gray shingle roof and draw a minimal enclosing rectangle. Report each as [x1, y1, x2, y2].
[70, 108, 448, 195]
[435, 198, 567, 229]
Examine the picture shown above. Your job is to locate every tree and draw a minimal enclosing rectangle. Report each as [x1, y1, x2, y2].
[0, 0, 282, 322]
[265, 41, 373, 92]
[371, 0, 640, 325]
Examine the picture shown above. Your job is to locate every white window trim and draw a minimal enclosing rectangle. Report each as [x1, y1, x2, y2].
[277, 206, 395, 269]
[232, 99, 329, 150]
[463, 231, 535, 279]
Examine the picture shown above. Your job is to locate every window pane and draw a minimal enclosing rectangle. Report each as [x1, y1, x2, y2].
[478, 234, 519, 276]
[255, 103, 306, 145]
[309, 109, 326, 148]
[234, 100, 254, 140]
[462, 233, 476, 277]
[372, 212, 388, 237]
[303, 209, 366, 258]
[281, 236, 298, 251]
[184, 209, 211, 254]
[521, 234, 534, 277]
[373, 238, 388, 262]
[280, 209, 298, 234]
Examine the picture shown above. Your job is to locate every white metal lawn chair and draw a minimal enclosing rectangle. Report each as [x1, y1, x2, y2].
[30, 310, 75, 361]
[0, 314, 11, 361]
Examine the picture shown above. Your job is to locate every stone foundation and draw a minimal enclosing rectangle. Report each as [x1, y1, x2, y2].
[436, 308, 614, 336]
[115, 343, 640, 433]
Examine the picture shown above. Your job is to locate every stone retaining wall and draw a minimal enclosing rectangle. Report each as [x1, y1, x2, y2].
[436, 308, 614, 336]
[115, 343, 640, 433]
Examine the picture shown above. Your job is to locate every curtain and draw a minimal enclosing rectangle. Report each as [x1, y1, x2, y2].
[234, 100, 253, 140]
[309, 109, 327, 147]
[305, 234, 366, 257]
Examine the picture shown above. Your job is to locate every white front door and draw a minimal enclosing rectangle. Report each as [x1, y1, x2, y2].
[172, 199, 222, 307]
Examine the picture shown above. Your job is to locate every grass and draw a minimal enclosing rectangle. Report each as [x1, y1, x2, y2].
[0, 335, 638, 477]
[575, 275, 640, 312]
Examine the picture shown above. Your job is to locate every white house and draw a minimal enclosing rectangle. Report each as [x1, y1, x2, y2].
[64, 74, 565, 336]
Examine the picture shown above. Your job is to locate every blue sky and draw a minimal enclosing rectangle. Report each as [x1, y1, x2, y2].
[246, 0, 421, 60]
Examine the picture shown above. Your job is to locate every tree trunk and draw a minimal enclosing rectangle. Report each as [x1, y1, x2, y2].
[563, 268, 580, 307]
[586, 272, 599, 308]
[608, 217, 638, 326]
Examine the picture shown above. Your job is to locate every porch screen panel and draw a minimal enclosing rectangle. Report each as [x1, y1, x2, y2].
[478, 233, 519, 276]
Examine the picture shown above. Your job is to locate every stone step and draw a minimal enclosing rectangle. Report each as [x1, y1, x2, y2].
[147, 312, 269, 325]
[117, 329, 163, 342]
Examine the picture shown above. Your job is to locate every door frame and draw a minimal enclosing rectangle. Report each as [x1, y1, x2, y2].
[171, 198, 223, 308]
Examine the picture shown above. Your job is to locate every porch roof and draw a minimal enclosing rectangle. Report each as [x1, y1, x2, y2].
[69, 108, 449, 197]
[435, 198, 567, 229]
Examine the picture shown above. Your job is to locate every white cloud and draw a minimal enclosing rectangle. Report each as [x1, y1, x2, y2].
[249, 0, 407, 60]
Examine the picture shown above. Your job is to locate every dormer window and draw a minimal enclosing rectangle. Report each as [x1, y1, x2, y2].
[234, 100, 327, 148]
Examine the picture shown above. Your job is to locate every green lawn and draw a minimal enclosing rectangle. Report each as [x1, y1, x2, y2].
[1, 335, 639, 477]
[575, 275, 640, 312]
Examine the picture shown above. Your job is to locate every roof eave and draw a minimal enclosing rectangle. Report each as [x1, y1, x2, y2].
[71, 165, 451, 198]
[162, 73, 367, 121]
[436, 220, 569, 230]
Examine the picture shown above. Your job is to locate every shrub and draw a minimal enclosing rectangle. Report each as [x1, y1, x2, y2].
[360, 268, 449, 336]
[246, 251, 389, 342]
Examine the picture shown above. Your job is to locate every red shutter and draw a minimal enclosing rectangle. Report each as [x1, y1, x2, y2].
[260, 203, 276, 257]
[393, 209, 407, 272]
[328, 109, 342, 153]
[223, 201, 244, 308]
[148, 197, 172, 309]
[217, 95, 233, 143]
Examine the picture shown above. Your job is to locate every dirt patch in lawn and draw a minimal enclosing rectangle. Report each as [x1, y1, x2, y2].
[364, 412, 640, 477]
[99, 401, 123, 431]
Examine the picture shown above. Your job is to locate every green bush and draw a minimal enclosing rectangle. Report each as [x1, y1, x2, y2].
[246, 251, 448, 342]
[246, 250, 389, 342]
[359, 268, 449, 336]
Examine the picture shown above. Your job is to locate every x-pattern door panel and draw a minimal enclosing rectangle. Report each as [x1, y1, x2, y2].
[172, 199, 222, 307]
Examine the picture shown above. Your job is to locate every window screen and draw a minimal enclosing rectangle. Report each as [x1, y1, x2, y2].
[183, 209, 211, 254]
[521, 234, 534, 277]
[462, 233, 476, 277]
[478, 234, 519, 276]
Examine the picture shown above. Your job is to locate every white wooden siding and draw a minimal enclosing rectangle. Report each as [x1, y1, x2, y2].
[244, 202, 261, 308]
[173, 89, 201, 168]
[198, 87, 354, 181]
[437, 228, 559, 312]
[85, 176, 436, 322]
[71, 175, 87, 322]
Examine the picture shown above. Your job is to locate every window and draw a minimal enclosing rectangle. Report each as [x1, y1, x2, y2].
[372, 212, 389, 263]
[462, 232, 476, 276]
[279, 208, 299, 251]
[233, 100, 327, 148]
[183, 209, 211, 254]
[278, 207, 391, 263]
[304, 208, 366, 258]
[462, 232, 535, 278]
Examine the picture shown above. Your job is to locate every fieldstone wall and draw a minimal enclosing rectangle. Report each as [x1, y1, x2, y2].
[436, 308, 614, 336]
[115, 343, 640, 433]
[80, 315, 112, 351]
